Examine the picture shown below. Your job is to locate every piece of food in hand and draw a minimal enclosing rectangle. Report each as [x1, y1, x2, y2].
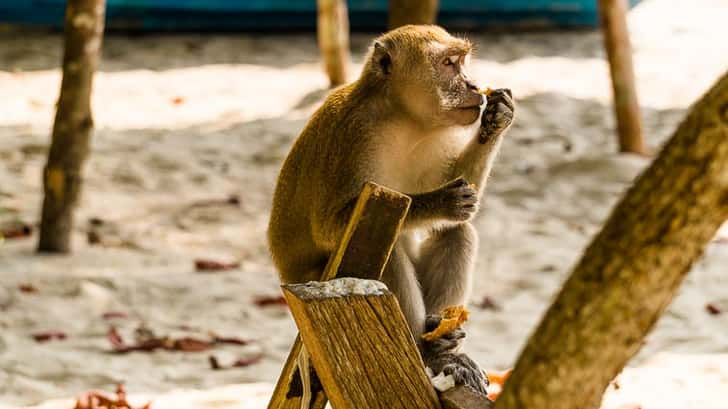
[422, 305, 469, 341]
[485, 368, 512, 401]
[479, 87, 493, 96]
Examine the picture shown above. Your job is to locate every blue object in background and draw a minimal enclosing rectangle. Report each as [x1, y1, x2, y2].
[0, 0, 642, 31]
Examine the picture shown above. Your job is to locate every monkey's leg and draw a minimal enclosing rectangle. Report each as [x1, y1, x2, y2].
[453, 88, 514, 197]
[416, 224, 490, 397]
[416, 223, 477, 314]
[381, 240, 427, 337]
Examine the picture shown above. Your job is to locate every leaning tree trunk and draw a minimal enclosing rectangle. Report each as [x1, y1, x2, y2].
[495, 69, 728, 409]
[388, 0, 439, 29]
[599, 0, 645, 154]
[38, 0, 106, 253]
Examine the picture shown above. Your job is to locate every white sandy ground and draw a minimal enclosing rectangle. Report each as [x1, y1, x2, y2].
[1, 0, 727, 407]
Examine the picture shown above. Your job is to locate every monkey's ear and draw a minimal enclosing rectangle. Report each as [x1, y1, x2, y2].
[373, 41, 392, 76]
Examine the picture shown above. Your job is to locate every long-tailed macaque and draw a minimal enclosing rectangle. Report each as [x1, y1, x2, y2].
[268, 25, 514, 394]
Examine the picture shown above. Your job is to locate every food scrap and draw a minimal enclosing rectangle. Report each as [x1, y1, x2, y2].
[73, 384, 150, 409]
[422, 305, 469, 342]
[479, 87, 493, 96]
[485, 368, 512, 401]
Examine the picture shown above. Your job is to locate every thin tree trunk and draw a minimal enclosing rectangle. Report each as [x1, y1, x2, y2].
[494, 69, 728, 409]
[599, 0, 645, 154]
[317, 0, 350, 87]
[389, 0, 439, 29]
[38, 0, 106, 253]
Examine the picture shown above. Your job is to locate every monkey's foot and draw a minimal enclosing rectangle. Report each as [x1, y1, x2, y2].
[422, 314, 489, 396]
[479, 88, 515, 143]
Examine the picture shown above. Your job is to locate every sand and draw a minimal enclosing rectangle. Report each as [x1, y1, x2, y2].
[1, 0, 728, 407]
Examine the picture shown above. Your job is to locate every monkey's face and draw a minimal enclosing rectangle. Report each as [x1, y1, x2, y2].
[431, 49, 484, 127]
[371, 26, 484, 128]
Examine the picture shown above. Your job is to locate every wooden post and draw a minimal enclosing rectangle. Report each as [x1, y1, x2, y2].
[283, 278, 442, 409]
[389, 0, 439, 29]
[38, 0, 106, 252]
[494, 70, 728, 409]
[317, 0, 350, 87]
[599, 0, 645, 154]
[267, 182, 411, 409]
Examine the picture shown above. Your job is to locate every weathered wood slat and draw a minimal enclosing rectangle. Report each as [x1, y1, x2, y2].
[440, 385, 493, 409]
[283, 279, 442, 409]
[267, 182, 411, 409]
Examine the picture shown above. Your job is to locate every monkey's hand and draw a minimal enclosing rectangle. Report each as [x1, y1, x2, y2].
[479, 88, 514, 144]
[435, 177, 478, 222]
[422, 315, 490, 396]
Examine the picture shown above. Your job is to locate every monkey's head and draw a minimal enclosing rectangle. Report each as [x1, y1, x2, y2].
[365, 25, 484, 127]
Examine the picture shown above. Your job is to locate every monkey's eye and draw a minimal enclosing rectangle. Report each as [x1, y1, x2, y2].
[443, 55, 459, 66]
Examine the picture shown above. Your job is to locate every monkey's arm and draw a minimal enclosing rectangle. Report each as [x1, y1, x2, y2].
[452, 89, 514, 197]
[404, 178, 478, 229]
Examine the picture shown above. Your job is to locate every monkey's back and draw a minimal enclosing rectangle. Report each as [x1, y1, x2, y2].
[268, 83, 371, 284]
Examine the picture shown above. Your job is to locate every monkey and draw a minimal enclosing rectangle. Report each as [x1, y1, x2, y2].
[268, 24, 514, 394]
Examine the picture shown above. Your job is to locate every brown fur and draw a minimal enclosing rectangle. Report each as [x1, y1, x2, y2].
[268, 25, 514, 334]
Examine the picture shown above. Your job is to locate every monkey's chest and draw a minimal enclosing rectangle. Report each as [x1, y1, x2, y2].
[374, 132, 468, 194]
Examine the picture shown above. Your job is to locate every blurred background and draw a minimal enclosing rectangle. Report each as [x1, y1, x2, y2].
[1, 0, 727, 408]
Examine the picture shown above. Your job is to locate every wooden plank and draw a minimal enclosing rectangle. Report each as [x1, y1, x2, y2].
[267, 182, 411, 409]
[440, 386, 493, 409]
[598, 0, 645, 154]
[283, 278, 442, 409]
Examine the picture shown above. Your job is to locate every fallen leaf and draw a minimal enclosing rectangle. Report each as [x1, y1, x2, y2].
[208, 354, 263, 370]
[212, 334, 251, 346]
[1, 222, 32, 239]
[32, 331, 67, 342]
[478, 296, 501, 311]
[109, 327, 251, 353]
[73, 384, 151, 409]
[102, 311, 129, 320]
[194, 259, 240, 272]
[18, 283, 38, 293]
[209, 355, 222, 370]
[174, 337, 211, 352]
[254, 295, 287, 307]
[706, 303, 722, 315]
[233, 354, 263, 367]
[107, 326, 126, 350]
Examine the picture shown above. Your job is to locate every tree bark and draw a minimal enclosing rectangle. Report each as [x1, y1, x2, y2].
[494, 69, 728, 409]
[317, 0, 350, 87]
[38, 0, 106, 253]
[389, 0, 439, 30]
[599, 0, 645, 154]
